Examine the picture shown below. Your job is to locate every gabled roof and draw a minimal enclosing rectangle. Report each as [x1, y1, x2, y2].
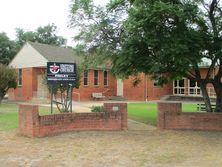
[28, 42, 82, 64]
[9, 42, 83, 68]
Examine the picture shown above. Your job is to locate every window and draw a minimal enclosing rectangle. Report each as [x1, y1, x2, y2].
[83, 70, 88, 86]
[153, 80, 159, 87]
[103, 71, 108, 86]
[173, 79, 185, 95]
[188, 80, 201, 96]
[18, 69, 22, 86]
[153, 75, 162, 87]
[179, 79, 185, 87]
[94, 70, 99, 86]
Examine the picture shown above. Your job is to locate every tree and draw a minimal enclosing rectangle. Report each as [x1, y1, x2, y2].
[0, 33, 17, 65]
[0, 64, 17, 104]
[70, 0, 222, 112]
[36, 24, 67, 46]
[16, 23, 67, 48]
[15, 28, 37, 47]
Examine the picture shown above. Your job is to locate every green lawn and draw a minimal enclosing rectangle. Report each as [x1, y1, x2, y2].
[128, 103, 157, 125]
[0, 103, 18, 131]
[0, 103, 60, 131]
[182, 103, 198, 112]
[38, 106, 60, 115]
[128, 102, 198, 126]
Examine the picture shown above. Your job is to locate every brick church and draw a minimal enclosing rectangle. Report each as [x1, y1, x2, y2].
[8, 42, 215, 102]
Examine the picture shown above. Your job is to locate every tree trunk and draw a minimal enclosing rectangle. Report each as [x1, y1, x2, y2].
[0, 91, 5, 104]
[199, 82, 213, 112]
[213, 83, 222, 112]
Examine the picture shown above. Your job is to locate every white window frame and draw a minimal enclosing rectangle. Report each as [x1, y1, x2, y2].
[188, 80, 201, 96]
[103, 71, 108, 86]
[83, 70, 89, 86]
[94, 70, 99, 86]
[173, 79, 185, 95]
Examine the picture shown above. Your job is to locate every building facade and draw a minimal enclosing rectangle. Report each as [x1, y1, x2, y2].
[8, 42, 117, 102]
[173, 67, 216, 98]
[9, 42, 215, 102]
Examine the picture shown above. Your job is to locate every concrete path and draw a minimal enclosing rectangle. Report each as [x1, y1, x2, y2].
[38, 101, 115, 113]
[128, 119, 156, 131]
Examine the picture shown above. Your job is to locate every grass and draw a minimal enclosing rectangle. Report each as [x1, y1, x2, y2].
[0, 102, 60, 131]
[0, 103, 18, 131]
[128, 102, 198, 126]
[38, 106, 60, 115]
[182, 103, 198, 112]
[128, 103, 157, 125]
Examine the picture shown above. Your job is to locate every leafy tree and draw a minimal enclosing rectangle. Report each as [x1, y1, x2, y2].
[0, 64, 17, 104]
[70, 0, 222, 112]
[15, 28, 37, 47]
[15, 23, 67, 48]
[0, 33, 17, 65]
[35, 24, 67, 46]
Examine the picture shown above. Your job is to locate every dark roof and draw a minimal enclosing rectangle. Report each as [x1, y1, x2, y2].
[28, 42, 83, 64]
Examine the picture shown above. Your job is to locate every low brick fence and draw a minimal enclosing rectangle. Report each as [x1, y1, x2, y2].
[19, 103, 127, 137]
[158, 101, 222, 131]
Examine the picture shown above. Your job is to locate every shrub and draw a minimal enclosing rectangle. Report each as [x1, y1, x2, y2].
[91, 106, 106, 112]
[0, 64, 17, 104]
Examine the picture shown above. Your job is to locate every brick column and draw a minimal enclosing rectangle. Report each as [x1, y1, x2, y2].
[19, 104, 39, 137]
[157, 102, 181, 129]
[104, 103, 128, 130]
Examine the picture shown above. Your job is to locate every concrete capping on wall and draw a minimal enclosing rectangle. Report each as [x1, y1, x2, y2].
[158, 101, 222, 131]
[19, 103, 127, 137]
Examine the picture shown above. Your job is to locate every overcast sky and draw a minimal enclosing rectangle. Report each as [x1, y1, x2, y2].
[0, 0, 107, 46]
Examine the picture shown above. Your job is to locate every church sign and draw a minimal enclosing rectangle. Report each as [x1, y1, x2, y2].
[47, 62, 77, 85]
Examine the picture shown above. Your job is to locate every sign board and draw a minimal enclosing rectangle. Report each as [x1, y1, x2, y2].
[47, 62, 77, 85]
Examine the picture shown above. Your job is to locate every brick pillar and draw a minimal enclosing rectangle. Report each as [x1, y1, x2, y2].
[19, 104, 39, 137]
[104, 103, 128, 130]
[157, 102, 181, 129]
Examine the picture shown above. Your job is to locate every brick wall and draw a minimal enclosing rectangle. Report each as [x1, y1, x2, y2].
[9, 68, 117, 102]
[8, 67, 45, 101]
[9, 68, 173, 102]
[19, 103, 127, 137]
[123, 73, 173, 101]
[158, 102, 222, 131]
[73, 69, 117, 101]
[19, 104, 40, 137]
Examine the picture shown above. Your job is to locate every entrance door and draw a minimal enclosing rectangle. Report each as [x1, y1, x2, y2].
[117, 79, 123, 96]
[37, 75, 48, 99]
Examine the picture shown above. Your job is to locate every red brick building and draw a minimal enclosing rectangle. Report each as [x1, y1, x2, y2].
[118, 74, 172, 101]
[8, 42, 215, 102]
[8, 42, 117, 101]
[172, 66, 216, 98]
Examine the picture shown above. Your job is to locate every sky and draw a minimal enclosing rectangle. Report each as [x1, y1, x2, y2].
[0, 0, 107, 46]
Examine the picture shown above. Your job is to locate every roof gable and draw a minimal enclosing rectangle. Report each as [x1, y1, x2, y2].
[9, 42, 48, 68]
[9, 42, 83, 68]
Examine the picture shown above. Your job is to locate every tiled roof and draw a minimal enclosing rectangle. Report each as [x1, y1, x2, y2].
[28, 42, 83, 64]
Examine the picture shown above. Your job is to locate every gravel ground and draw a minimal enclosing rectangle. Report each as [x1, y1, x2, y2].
[1, 120, 222, 167]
